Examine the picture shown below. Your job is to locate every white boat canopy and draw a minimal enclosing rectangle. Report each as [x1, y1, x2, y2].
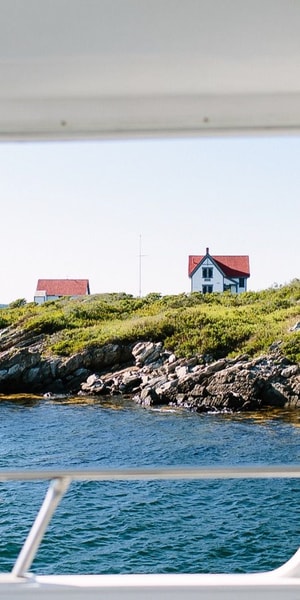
[1, 0, 300, 141]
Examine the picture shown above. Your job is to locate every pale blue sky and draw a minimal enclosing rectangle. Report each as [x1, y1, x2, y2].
[0, 135, 299, 304]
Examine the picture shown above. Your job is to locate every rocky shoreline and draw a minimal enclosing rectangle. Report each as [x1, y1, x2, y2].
[79, 341, 300, 412]
[0, 325, 299, 411]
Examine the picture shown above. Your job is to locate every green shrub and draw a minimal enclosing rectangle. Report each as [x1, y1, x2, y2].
[9, 298, 27, 309]
[281, 333, 300, 363]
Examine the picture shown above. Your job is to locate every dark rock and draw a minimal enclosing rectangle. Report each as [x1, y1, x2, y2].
[261, 381, 294, 407]
[136, 386, 160, 406]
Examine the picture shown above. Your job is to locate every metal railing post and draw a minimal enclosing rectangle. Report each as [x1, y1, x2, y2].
[12, 477, 71, 578]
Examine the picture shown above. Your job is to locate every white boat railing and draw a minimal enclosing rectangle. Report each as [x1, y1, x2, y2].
[0, 465, 299, 579]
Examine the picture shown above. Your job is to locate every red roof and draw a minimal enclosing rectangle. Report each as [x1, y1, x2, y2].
[36, 279, 90, 296]
[188, 255, 250, 278]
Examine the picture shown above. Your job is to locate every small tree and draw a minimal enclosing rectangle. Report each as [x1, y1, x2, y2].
[9, 298, 27, 309]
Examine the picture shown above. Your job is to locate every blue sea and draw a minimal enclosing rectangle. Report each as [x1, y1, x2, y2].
[0, 395, 299, 575]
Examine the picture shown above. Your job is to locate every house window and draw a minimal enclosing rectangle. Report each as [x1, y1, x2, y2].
[202, 267, 213, 279]
[202, 285, 213, 294]
[239, 278, 245, 288]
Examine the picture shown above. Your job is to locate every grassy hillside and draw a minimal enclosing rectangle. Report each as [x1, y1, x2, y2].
[0, 280, 299, 362]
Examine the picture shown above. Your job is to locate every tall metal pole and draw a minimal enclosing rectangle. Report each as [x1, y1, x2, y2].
[139, 234, 142, 297]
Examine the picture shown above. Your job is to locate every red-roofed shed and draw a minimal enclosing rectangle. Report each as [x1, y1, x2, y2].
[34, 279, 90, 304]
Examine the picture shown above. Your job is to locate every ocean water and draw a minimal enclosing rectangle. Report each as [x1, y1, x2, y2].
[0, 395, 299, 575]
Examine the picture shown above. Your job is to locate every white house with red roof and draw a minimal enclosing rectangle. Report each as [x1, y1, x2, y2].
[188, 248, 250, 294]
[34, 279, 90, 304]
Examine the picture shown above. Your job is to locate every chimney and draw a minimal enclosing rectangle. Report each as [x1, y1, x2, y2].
[206, 247, 209, 254]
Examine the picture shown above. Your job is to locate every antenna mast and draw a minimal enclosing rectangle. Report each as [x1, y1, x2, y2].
[139, 234, 142, 297]
[138, 235, 148, 297]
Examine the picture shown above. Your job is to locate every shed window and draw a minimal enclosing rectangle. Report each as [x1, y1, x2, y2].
[239, 278, 245, 287]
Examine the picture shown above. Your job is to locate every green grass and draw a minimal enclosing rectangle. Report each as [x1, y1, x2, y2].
[0, 281, 299, 361]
